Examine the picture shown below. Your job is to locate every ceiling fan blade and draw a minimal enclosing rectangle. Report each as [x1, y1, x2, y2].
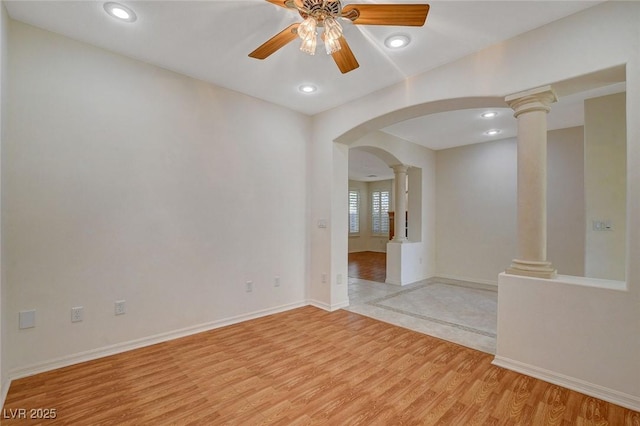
[266, 0, 288, 8]
[249, 23, 300, 60]
[342, 4, 430, 26]
[332, 36, 360, 74]
[266, 0, 303, 8]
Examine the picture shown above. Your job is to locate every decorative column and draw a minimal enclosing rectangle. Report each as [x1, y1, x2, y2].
[505, 86, 557, 278]
[392, 164, 409, 242]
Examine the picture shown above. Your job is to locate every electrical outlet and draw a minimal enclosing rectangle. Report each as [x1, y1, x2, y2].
[18, 310, 36, 329]
[337, 274, 342, 285]
[71, 306, 83, 323]
[245, 281, 253, 293]
[274, 276, 280, 287]
[321, 273, 327, 283]
[115, 300, 126, 316]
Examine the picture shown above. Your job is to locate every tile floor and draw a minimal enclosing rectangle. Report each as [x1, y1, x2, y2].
[344, 276, 498, 354]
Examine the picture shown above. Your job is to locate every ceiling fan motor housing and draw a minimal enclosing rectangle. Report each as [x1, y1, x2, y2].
[298, 0, 343, 23]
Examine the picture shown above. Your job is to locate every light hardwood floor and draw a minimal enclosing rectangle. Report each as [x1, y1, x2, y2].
[3, 306, 639, 425]
[348, 251, 386, 283]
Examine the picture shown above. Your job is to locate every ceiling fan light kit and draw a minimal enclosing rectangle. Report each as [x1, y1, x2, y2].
[250, 0, 430, 74]
[300, 28, 318, 55]
[298, 16, 316, 38]
[325, 34, 341, 55]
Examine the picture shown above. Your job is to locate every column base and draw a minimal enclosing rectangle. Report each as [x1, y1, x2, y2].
[506, 259, 557, 279]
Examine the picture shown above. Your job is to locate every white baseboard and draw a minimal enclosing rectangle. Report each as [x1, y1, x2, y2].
[307, 299, 331, 311]
[492, 355, 640, 412]
[330, 300, 350, 311]
[435, 274, 498, 287]
[1, 377, 11, 410]
[307, 299, 349, 312]
[8, 301, 307, 382]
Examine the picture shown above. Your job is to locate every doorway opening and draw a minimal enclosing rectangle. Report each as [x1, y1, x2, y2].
[347, 147, 396, 283]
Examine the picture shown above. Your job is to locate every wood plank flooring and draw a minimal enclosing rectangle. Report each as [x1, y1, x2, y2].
[3, 306, 639, 425]
[348, 251, 386, 283]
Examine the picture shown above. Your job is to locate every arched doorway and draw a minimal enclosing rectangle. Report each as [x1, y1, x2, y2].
[347, 143, 425, 285]
[347, 148, 394, 283]
[334, 98, 506, 355]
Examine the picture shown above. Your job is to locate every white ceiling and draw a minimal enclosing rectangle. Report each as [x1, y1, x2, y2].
[349, 149, 396, 181]
[6, 0, 620, 182]
[381, 82, 627, 151]
[5, 0, 604, 116]
[351, 81, 626, 181]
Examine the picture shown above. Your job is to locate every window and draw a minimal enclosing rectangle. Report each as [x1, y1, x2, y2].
[349, 190, 360, 234]
[371, 190, 390, 234]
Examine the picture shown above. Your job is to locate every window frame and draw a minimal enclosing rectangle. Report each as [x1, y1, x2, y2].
[371, 189, 390, 235]
[348, 189, 360, 234]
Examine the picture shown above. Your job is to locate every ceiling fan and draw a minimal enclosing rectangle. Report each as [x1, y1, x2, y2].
[249, 0, 430, 74]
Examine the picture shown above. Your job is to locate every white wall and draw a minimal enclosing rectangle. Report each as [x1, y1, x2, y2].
[435, 127, 585, 285]
[0, 0, 8, 404]
[547, 127, 585, 277]
[330, 142, 349, 308]
[584, 93, 626, 280]
[4, 22, 310, 377]
[436, 138, 517, 285]
[407, 166, 422, 242]
[495, 273, 639, 410]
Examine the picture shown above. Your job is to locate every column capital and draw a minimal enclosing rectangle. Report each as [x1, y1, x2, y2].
[391, 164, 410, 174]
[505, 86, 557, 118]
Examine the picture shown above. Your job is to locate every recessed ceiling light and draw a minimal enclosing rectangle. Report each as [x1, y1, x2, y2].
[104, 2, 137, 23]
[485, 129, 502, 136]
[384, 35, 410, 49]
[481, 111, 498, 119]
[299, 84, 317, 94]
